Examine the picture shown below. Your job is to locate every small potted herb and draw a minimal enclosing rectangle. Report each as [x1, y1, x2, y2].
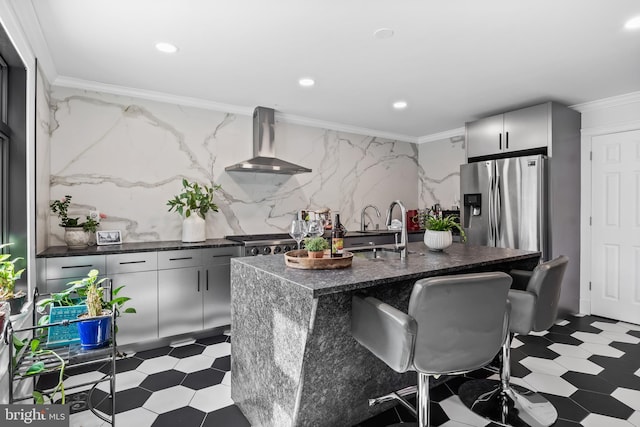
[0, 243, 26, 315]
[167, 178, 221, 243]
[304, 236, 329, 258]
[50, 195, 100, 249]
[423, 214, 466, 251]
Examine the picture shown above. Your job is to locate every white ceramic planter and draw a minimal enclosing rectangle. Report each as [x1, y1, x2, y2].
[64, 227, 90, 249]
[182, 214, 206, 242]
[424, 229, 453, 251]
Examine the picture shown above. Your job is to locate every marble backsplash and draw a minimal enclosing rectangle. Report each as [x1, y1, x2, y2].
[418, 135, 465, 211]
[44, 87, 422, 246]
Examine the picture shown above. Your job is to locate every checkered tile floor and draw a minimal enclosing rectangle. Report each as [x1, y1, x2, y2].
[41, 314, 639, 426]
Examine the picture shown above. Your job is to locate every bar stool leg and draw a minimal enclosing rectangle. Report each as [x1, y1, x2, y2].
[417, 373, 430, 427]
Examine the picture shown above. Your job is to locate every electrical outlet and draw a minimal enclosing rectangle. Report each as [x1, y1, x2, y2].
[89, 210, 100, 221]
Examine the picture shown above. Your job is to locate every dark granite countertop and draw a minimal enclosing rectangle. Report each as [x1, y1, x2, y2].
[37, 238, 241, 258]
[232, 242, 540, 297]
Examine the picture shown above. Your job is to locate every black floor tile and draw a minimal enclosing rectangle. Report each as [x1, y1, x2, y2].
[561, 371, 616, 395]
[169, 343, 206, 358]
[92, 386, 152, 415]
[611, 341, 640, 357]
[570, 389, 634, 419]
[628, 330, 640, 339]
[196, 334, 228, 346]
[65, 361, 107, 376]
[597, 366, 640, 390]
[36, 371, 64, 391]
[99, 355, 143, 374]
[182, 368, 225, 390]
[564, 317, 608, 334]
[152, 406, 206, 427]
[203, 405, 250, 427]
[553, 419, 583, 427]
[540, 392, 588, 423]
[547, 324, 577, 335]
[212, 354, 231, 371]
[139, 369, 186, 392]
[588, 354, 639, 374]
[429, 382, 453, 403]
[135, 346, 173, 359]
[544, 332, 583, 346]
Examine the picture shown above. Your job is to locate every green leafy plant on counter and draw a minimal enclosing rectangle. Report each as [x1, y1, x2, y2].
[303, 236, 329, 252]
[424, 214, 467, 242]
[49, 195, 100, 232]
[167, 178, 222, 219]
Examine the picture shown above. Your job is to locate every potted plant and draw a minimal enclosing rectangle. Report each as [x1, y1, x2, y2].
[74, 269, 136, 349]
[304, 236, 329, 258]
[0, 243, 26, 315]
[423, 214, 466, 251]
[167, 178, 221, 243]
[50, 195, 100, 249]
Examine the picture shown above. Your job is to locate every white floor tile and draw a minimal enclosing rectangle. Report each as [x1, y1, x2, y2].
[617, 321, 640, 331]
[581, 413, 635, 427]
[572, 331, 613, 345]
[511, 336, 524, 348]
[113, 407, 158, 427]
[555, 319, 570, 326]
[519, 357, 567, 376]
[579, 342, 625, 358]
[189, 384, 233, 413]
[554, 355, 604, 375]
[521, 372, 577, 397]
[591, 321, 631, 333]
[96, 369, 147, 393]
[69, 409, 106, 427]
[222, 371, 231, 386]
[612, 388, 640, 411]
[601, 331, 640, 344]
[64, 371, 109, 394]
[440, 420, 483, 427]
[202, 341, 231, 359]
[627, 410, 640, 427]
[143, 385, 195, 414]
[548, 343, 592, 358]
[635, 368, 640, 378]
[529, 330, 548, 337]
[136, 355, 179, 374]
[174, 354, 215, 373]
[439, 395, 491, 426]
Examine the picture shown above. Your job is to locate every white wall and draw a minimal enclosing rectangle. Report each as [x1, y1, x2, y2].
[577, 92, 640, 315]
[45, 87, 419, 245]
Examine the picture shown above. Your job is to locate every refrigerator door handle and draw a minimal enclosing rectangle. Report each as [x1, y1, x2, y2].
[488, 171, 496, 245]
[495, 174, 502, 241]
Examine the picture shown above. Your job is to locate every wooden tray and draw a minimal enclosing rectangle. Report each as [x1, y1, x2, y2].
[284, 250, 353, 270]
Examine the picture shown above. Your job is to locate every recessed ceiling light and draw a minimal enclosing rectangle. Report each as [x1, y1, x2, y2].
[155, 42, 178, 53]
[624, 15, 640, 30]
[373, 28, 394, 39]
[393, 101, 407, 110]
[298, 78, 315, 87]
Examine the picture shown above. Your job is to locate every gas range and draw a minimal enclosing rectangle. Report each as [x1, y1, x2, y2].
[225, 234, 297, 256]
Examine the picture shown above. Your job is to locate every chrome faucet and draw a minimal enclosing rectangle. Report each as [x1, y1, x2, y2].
[385, 200, 408, 260]
[360, 204, 381, 232]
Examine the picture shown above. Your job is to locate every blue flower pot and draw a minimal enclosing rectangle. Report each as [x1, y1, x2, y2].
[77, 314, 111, 349]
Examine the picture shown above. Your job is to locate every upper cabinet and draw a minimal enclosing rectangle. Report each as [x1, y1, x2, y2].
[466, 102, 559, 159]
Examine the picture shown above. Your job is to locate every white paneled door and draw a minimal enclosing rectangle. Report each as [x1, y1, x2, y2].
[591, 130, 640, 324]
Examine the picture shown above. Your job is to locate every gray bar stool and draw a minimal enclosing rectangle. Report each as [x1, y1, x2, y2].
[459, 255, 569, 427]
[351, 272, 512, 427]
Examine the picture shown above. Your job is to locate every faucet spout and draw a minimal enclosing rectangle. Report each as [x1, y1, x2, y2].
[385, 200, 408, 260]
[360, 204, 381, 232]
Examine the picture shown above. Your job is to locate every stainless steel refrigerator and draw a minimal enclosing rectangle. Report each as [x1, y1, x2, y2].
[460, 154, 549, 260]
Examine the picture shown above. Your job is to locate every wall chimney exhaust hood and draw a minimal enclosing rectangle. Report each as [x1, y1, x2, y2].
[225, 106, 312, 174]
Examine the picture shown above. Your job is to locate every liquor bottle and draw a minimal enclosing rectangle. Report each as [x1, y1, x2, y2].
[331, 214, 345, 257]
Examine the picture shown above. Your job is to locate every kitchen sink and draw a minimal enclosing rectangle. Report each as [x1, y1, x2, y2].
[351, 247, 404, 261]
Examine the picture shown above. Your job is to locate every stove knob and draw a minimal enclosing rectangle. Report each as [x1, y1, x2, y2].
[262, 246, 272, 255]
[250, 247, 259, 256]
[273, 246, 282, 254]
[284, 245, 292, 252]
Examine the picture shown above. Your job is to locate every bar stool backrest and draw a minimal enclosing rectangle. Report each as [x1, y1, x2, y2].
[526, 255, 569, 332]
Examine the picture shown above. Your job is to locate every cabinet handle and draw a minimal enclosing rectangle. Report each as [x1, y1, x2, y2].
[197, 270, 200, 292]
[169, 256, 192, 261]
[61, 264, 93, 269]
[206, 270, 209, 291]
[119, 260, 146, 265]
[505, 131, 509, 149]
[499, 133, 502, 150]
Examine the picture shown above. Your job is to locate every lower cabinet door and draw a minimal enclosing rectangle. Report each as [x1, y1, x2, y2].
[158, 267, 203, 337]
[203, 259, 232, 330]
[111, 270, 158, 346]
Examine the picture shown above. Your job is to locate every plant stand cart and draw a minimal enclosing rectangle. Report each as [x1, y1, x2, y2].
[4, 288, 117, 425]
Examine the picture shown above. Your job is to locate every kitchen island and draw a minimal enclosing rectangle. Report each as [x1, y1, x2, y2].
[230, 242, 540, 427]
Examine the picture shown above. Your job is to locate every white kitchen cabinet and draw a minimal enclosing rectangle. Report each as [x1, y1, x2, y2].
[157, 249, 203, 338]
[466, 103, 550, 159]
[106, 252, 158, 345]
[39, 255, 106, 293]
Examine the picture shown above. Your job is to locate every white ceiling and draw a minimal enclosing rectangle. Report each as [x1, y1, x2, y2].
[13, 0, 640, 142]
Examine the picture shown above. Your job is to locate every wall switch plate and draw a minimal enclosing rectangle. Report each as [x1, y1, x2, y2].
[89, 210, 100, 221]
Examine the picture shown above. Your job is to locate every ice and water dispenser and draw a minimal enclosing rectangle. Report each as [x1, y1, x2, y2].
[463, 193, 481, 225]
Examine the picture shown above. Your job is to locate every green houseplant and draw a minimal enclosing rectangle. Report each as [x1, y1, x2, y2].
[50, 195, 100, 249]
[303, 236, 329, 258]
[0, 243, 26, 315]
[423, 214, 466, 251]
[167, 178, 221, 243]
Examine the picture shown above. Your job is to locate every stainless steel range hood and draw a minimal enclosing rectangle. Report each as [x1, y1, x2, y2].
[225, 106, 312, 174]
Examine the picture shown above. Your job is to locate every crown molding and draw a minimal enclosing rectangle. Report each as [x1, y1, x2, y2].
[570, 90, 640, 113]
[417, 127, 465, 144]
